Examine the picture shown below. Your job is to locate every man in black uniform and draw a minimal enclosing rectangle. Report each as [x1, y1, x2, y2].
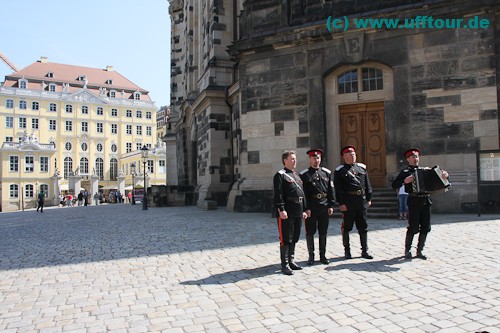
[300, 149, 335, 265]
[391, 148, 449, 260]
[334, 145, 373, 259]
[273, 150, 308, 275]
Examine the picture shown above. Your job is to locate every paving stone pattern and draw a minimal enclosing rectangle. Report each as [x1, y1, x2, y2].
[0, 205, 499, 333]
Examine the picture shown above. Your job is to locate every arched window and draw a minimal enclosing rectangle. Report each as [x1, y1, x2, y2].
[337, 67, 384, 94]
[40, 184, 49, 197]
[19, 79, 27, 89]
[134, 92, 141, 100]
[49, 103, 57, 112]
[10, 184, 19, 198]
[110, 158, 118, 180]
[32, 101, 39, 110]
[95, 158, 104, 180]
[25, 184, 34, 198]
[80, 157, 89, 174]
[64, 157, 73, 178]
[66, 104, 73, 113]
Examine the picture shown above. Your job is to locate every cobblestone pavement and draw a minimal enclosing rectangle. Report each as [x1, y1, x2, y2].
[0, 204, 499, 333]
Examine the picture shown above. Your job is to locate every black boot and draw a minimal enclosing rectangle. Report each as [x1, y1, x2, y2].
[404, 231, 414, 259]
[416, 232, 428, 260]
[319, 235, 329, 264]
[306, 234, 315, 265]
[360, 233, 373, 259]
[342, 232, 352, 259]
[288, 243, 302, 270]
[280, 245, 293, 275]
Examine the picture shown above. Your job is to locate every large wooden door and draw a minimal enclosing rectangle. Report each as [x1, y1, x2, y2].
[339, 102, 386, 187]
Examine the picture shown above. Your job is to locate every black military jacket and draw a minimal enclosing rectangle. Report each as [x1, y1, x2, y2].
[334, 163, 372, 210]
[392, 165, 434, 205]
[273, 168, 307, 218]
[300, 166, 335, 210]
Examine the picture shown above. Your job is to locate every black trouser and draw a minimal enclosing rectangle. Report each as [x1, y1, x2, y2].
[278, 217, 302, 246]
[341, 209, 368, 235]
[305, 206, 329, 236]
[407, 196, 431, 235]
[37, 200, 44, 212]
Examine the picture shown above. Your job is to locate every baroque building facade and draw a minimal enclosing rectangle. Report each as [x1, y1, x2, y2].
[0, 57, 165, 212]
[169, 0, 500, 213]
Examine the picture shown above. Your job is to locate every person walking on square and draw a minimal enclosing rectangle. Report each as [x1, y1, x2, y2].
[397, 184, 408, 220]
[300, 149, 335, 265]
[334, 145, 373, 260]
[391, 148, 449, 260]
[36, 190, 45, 213]
[273, 150, 308, 275]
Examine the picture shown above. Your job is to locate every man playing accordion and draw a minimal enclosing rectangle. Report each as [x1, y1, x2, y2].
[392, 148, 449, 260]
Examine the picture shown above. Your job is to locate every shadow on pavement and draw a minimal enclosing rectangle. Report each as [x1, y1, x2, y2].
[325, 256, 405, 272]
[180, 264, 279, 285]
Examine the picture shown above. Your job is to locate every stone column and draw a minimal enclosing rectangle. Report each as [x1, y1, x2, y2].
[117, 173, 125, 198]
[51, 171, 62, 206]
[68, 172, 82, 195]
[90, 173, 99, 200]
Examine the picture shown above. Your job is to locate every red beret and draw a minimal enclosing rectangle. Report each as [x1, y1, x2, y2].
[404, 148, 420, 158]
[341, 145, 356, 155]
[307, 148, 323, 157]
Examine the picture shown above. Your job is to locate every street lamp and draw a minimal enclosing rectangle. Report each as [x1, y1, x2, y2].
[130, 163, 136, 205]
[141, 145, 149, 210]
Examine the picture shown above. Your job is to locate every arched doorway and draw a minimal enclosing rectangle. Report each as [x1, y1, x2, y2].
[325, 62, 394, 187]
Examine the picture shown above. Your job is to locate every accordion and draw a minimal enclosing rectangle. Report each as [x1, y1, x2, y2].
[410, 165, 451, 195]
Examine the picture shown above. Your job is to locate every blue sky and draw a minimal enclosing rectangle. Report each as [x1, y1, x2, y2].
[0, 0, 171, 108]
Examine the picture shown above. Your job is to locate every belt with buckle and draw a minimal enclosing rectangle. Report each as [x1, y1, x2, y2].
[314, 193, 327, 199]
[346, 189, 364, 195]
[286, 196, 303, 203]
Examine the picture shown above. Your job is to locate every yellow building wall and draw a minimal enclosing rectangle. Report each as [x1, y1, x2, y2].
[0, 86, 165, 212]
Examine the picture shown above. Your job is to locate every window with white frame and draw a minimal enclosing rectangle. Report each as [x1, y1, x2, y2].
[136, 125, 142, 135]
[134, 92, 141, 100]
[64, 157, 73, 178]
[136, 143, 142, 151]
[49, 120, 56, 130]
[126, 110, 132, 117]
[40, 184, 49, 197]
[110, 158, 118, 180]
[65, 142, 72, 151]
[19, 100, 27, 109]
[95, 158, 104, 180]
[136, 110, 142, 118]
[81, 142, 88, 151]
[10, 184, 19, 198]
[147, 160, 154, 173]
[66, 104, 73, 113]
[40, 156, 49, 172]
[32, 118, 39, 129]
[49, 103, 57, 112]
[146, 126, 152, 136]
[126, 143, 132, 153]
[110, 91, 116, 98]
[111, 124, 117, 134]
[6, 99, 14, 108]
[6, 116, 13, 128]
[97, 123, 103, 133]
[81, 121, 88, 132]
[19, 80, 27, 89]
[80, 157, 89, 174]
[65, 120, 73, 131]
[82, 105, 89, 114]
[96, 143, 103, 152]
[97, 107, 103, 115]
[49, 84, 56, 92]
[19, 117, 27, 128]
[10, 156, 19, 172]
[32, 101, 39, 110]
[111, 108, 118, 117]
[159, 160, 166, 173]
[25, 184, 34, 198]
[6, 136, 13, 142]
[126, 125, 132, 134]
[25, 156, 34, 172]
[146, 111, 152, 119]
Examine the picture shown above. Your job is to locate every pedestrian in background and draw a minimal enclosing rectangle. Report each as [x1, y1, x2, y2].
[36, 190, 45, 213]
